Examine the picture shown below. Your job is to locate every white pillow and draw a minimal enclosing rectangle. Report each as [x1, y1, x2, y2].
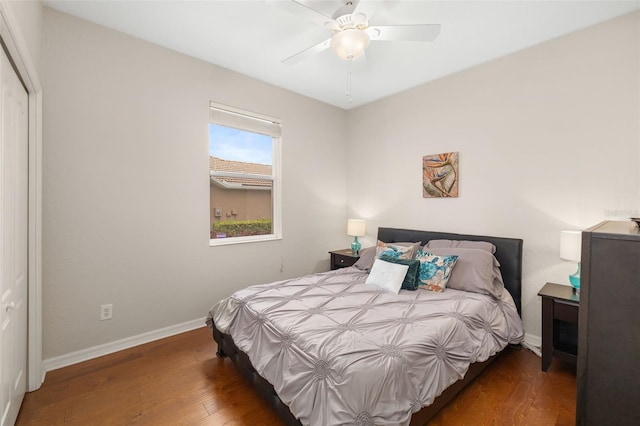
[365, 259, 409, 294]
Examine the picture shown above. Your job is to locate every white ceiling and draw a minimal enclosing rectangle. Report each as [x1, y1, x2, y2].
[43, 0, 640, 110]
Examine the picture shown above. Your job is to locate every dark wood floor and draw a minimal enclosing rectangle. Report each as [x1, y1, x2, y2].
[17, 327, 576, 425]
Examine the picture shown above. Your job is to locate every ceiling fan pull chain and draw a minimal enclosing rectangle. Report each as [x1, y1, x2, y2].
[346, 59, 353, 103]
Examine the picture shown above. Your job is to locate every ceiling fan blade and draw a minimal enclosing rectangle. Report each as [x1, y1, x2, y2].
[351, 0, 376, 22]
[282, 38, 331, 65]
[367, 24, 441, 42]
[266, 0, 334, 28]
[332, 0, 360, 19]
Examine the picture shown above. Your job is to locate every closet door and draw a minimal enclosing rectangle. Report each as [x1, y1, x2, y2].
[0, 43, 29, 426]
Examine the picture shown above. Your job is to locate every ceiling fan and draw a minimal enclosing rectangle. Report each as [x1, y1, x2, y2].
[269, 0, 441, 64]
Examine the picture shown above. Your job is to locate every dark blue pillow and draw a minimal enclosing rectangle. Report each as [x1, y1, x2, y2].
[379, 254, 420, 291]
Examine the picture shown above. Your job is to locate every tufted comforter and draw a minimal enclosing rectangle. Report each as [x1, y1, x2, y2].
[207, 267, 524, 426]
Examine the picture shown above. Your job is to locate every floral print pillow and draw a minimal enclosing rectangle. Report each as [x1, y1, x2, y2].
[375, 240, 420, 261]
[415, 250, 459, 292]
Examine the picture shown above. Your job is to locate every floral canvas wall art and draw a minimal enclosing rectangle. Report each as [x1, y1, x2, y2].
[423, 152, 459, 198]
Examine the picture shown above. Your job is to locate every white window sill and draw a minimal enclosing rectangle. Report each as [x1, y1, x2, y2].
[209, 234, 282, 247]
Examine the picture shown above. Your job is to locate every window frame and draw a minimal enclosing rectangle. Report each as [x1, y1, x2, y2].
[208, 102, 282, 246]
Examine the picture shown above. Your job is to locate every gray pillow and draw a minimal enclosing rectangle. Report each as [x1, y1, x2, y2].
[353, 246, 377, 271]
[423, 247, 504, 298]
[426, 239, 496, 254]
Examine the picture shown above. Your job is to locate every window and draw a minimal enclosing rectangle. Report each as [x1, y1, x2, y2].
[209, 102, 281, 245]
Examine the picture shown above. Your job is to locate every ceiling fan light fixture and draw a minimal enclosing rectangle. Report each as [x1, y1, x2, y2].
[330, 29, 370, 60]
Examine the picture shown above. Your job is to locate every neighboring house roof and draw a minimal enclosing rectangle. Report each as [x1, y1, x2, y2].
[209, 156, 272, 189]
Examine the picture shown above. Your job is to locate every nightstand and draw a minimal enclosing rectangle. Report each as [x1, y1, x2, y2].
[329, 249, 359, 270]
[538, 282, 580, 371]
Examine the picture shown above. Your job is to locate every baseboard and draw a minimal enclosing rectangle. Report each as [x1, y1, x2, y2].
[41, 322, 543, 374]
[522, 333, 542, 357]
[42, 317, 207, 373]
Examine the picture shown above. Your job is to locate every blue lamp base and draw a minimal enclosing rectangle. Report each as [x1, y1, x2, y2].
[351, 237, 361, 254]
[569, 262, 581, 293]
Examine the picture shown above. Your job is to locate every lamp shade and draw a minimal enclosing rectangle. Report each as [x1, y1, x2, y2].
[330, 29, 370, 60]
[560, 230, 582, 262]
[347, 219, 366, 237]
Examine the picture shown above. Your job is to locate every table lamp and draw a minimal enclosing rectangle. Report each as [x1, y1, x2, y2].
[347, 219, 366, 254]
[560, 230, 582, 292]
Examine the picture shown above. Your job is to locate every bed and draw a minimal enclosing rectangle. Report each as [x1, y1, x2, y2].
[207, 227, 524, 425]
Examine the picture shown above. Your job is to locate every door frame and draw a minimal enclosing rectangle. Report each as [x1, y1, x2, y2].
[0, 2, 43, 391]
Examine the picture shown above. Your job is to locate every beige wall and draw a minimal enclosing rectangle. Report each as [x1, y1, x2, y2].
[41, 5, 640, 360]
[42, 7, 347, 359]
[347, 11, 640, 344]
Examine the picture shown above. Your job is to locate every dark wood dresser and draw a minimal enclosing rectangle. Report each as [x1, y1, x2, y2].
[577, 221, 640, 425]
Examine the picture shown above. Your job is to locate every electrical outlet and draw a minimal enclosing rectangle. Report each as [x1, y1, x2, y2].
[100, 304, 113, 321]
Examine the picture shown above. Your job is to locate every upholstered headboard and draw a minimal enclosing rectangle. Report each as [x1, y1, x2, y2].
[377, 227, 523, 316]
